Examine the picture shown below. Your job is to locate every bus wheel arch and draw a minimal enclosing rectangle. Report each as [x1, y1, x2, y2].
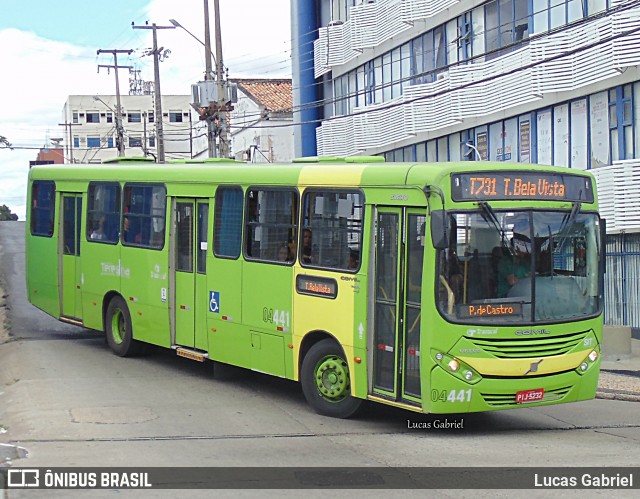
[299, 333, 362, 418]
[104, 294, 142, 357]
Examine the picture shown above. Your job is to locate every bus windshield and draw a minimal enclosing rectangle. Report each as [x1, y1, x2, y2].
[437, 209, 602, 324]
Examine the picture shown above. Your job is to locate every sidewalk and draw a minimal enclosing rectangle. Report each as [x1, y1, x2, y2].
[597, 337, 640, 402]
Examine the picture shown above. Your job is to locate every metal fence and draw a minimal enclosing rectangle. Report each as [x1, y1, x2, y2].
[604, 232, 640, 328]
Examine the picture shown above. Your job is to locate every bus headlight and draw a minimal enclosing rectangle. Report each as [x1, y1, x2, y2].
[432, 350, 481, 385]
[580, 362, 588, 372]
[588, 350, 598, 362]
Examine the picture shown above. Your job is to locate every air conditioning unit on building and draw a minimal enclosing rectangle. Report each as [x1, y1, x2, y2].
[328, 20, 344, 27]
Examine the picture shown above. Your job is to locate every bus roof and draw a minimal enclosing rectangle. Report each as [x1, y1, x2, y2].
[28, 160, 597, 192]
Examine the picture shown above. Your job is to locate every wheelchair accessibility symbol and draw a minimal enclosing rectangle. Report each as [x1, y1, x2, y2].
[209, 291, 220, 313]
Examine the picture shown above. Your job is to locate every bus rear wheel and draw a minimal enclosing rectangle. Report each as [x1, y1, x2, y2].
[301, 339, 362, 418]
[105, 296, 142, 357]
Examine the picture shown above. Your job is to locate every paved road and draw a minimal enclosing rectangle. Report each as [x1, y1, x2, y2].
[1, 221, 639, 496]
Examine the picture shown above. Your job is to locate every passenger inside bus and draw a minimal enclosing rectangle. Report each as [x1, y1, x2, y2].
[302, 228, 313, 263]
[277, 243, 293, 262]
[497, 235, 531, 298]
[90, 216, 106, 240]
[123, 216, 142, 244]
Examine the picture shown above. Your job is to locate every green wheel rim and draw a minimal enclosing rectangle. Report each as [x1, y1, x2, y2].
[110, 309, 125, 344]
[314, 354, 350, 402]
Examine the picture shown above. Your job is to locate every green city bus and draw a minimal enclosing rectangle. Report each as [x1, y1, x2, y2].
[26, 158, 604, 418]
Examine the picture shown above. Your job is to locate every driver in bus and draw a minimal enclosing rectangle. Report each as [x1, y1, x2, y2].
[497, 234, 531, 298]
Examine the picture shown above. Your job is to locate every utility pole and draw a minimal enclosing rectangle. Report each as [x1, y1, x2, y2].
[213, 0, 230, 158]
[132, 22, 175, 162]
[57, 122, 82, 164]
[97, 49, 133, 157]
[204, 0, 216, 158]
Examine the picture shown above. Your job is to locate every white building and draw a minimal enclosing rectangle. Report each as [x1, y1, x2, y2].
[61, 95, 196, 163]
[290, 0, 640, 327]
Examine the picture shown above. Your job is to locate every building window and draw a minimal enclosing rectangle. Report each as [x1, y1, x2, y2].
[72, 112, 79, 124]
[106, 112, 113, 123]
[169, 111, 183, 123]
[87, 137, 101, 148]
[148, 111, 154, 123]
[107, 137, 114, 148]
[609, 85, 634, 162]
[86, 112, 100, 123]
[73, 136, 79, 148]
[149, 136, 156, 147]
[128, 112, 142, 123]
[129, 136, 142, 147]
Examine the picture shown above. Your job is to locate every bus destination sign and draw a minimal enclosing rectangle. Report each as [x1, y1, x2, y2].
[457, 302, 523, 318]
[451, 171, 594, 203]
[296, 275, 338, 299]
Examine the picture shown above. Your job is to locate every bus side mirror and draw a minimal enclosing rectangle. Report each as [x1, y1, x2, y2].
[431, 210, 449, 250]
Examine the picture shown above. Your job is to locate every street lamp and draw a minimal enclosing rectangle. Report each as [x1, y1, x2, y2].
[169, 18, 215, 79]
[94, 95, 125, 157]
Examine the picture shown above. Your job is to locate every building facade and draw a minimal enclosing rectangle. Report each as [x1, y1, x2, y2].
[62, 95, 196, 163]
[291, 0, 640, 327]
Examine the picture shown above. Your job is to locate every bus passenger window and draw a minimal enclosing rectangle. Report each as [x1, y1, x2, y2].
[244, 188, 298, 264]
[300, 189, 363, 272]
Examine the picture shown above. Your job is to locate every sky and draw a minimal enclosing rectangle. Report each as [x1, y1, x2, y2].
[0, 0, 292, 220]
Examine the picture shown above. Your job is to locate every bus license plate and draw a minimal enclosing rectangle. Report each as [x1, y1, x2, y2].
[515, 388, 544, 404]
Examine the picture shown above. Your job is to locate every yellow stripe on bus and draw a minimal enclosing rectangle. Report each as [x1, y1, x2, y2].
[299, 165, 366, 186]
[459, 350, 589, 377]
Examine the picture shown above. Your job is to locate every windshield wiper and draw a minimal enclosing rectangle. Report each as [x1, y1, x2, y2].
[479, 202, 515, 256]
[554, 200, 582, 254]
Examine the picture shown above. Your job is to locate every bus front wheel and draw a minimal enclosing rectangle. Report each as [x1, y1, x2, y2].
[105, 296, 142, 357]
[301, 339, 362, 418]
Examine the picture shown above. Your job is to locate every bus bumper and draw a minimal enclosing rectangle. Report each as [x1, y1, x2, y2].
[427, 360, 601, 414]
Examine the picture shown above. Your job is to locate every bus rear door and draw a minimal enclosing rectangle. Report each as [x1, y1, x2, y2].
[170, 198, 209, 351]
[372, 207, 425, 405]
[59, 193, 83, 321]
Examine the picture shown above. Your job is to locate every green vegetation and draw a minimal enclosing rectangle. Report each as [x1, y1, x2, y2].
[0, 205, 18, 221]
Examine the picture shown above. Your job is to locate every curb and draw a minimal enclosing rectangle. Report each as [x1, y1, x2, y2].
[596, 388, 640, 403]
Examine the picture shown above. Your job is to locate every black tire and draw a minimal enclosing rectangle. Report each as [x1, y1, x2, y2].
[300, 338, 362, 418]
[105, 296, 142, 357]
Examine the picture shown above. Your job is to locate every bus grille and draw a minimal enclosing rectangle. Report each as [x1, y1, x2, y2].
[481, 386, 572, 407]
[467, 330, 590, 358]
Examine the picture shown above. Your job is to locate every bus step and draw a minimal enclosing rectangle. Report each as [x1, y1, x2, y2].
[60, 316, 84, 327]
[174, 347, 209, 363]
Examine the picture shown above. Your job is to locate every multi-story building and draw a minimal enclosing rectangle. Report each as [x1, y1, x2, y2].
[61, 95, 195, 163]
[291, 0, 640, 327]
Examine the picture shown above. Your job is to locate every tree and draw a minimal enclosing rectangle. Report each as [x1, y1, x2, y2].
[0, 135, 13, 150]
[0, 205, 18, 221]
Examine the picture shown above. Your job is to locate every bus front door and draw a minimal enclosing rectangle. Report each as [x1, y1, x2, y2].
[372, 207, 425, 405]
[171, 199, 209, 350]
[59, 193, 83, 321]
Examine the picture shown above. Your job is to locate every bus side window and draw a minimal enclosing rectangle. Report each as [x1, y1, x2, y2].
[300, 189, 363, 272]
[244, 187, 298, 264]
